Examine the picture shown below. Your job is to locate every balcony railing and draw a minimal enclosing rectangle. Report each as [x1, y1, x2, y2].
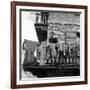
[35, 12, 48, 24]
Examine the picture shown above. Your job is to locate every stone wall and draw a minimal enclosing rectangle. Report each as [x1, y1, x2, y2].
[47, 11, 80, 46]
[48, 12, 80, 25]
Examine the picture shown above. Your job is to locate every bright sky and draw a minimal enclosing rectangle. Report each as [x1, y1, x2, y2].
[22, 11, 38, 42]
